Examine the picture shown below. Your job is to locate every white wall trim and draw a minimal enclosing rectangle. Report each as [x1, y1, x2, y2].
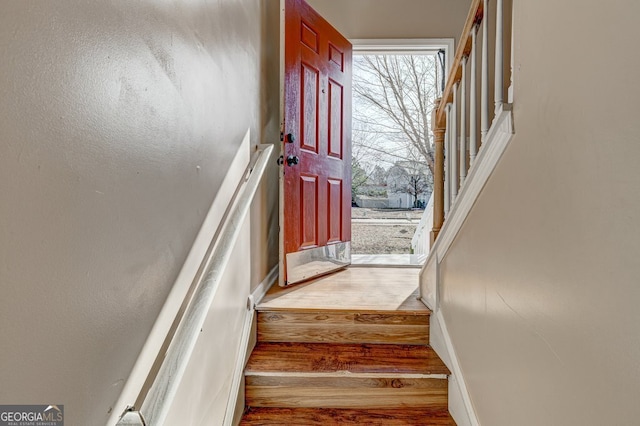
[248, 265, 278, 309]
[351, 38, 455, 80]
[431, 310, 479, 426]
[420, 253, 438, 310]
[351, 38, 454, 53]
[222, 265, 277, 426]
[222, 307, 255, 426]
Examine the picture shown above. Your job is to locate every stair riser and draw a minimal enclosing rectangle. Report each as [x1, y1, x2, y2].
[240, 408, 456, 425]
[245, 376, 447, 409]
[257, 311, 429, 345]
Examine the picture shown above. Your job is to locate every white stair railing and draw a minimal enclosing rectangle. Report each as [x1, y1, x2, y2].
[429, 0, 513, 243]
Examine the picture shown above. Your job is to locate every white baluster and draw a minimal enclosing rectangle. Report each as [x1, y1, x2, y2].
[460, 57, 468, 186]
[444, 105, 451, 215]
[451, 82, 459, 201]
[470, 25, 478, 164]
[481, 0, 490, 143]
[495, 0, 504, 112]
[508, 0, 514, 103]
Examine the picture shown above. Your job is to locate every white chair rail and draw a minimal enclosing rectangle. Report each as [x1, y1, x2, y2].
[116, 144, 273, 426]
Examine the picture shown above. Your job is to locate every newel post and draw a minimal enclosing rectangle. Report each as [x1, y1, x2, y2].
[430, 98, 446, 245]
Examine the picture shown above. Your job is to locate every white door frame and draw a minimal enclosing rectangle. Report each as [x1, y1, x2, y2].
[351, 38, 455, 76]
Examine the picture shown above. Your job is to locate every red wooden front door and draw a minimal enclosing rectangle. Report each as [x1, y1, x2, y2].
[280, 0, 352, 286]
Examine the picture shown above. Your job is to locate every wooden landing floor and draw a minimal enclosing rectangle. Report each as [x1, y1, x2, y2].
[259, 267, 427, 312]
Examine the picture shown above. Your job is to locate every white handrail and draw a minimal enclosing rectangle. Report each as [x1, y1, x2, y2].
[116, 144, 273, 426]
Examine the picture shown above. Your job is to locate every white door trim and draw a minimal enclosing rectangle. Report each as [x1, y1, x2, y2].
[351, 38, 455, 79]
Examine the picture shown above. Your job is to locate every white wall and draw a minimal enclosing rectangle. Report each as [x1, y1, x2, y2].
[436, 0, 640, 424]
[0, 1, 278, 424]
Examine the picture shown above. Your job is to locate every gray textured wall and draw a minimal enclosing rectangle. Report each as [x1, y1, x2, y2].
[439, 0, 640, 424]
[0, 1, 266, 424]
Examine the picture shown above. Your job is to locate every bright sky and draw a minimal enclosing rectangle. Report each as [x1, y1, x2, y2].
[352, 53, 438, 174]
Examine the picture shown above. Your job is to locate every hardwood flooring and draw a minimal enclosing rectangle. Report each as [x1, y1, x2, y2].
[259, 267, 426, 312]
[246, 343, 449, 376]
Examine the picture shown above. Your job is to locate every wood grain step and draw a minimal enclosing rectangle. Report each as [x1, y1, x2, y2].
[245, 343, 449, 409]
[240, 407, 456, 425]
[245, 375, 448, 409]
[257, 310, 430, 345]
[246, 342, 450, 376]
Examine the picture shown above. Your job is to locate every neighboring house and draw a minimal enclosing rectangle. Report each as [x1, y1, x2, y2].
[1, 0, 640, 425]
[387, 161, 432, 208]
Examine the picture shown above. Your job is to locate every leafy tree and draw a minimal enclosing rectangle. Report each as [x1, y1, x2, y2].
[351, 159, 369, 201]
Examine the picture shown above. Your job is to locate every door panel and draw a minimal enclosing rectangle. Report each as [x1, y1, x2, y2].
[280, 0, 352, 285]
[328, 79, 343, 159]
[301, 63, 319, 152]
[327, 178, 343, 243]
[300, 174, 318, 248]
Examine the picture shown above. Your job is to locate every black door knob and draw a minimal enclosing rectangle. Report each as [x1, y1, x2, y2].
[286, 155, 299, 166]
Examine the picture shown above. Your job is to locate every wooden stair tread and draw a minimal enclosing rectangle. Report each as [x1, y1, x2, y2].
[256, 305, 431, 314]
[246, 342, 450, 376]
[240, 407, 456, 425]
[257, 310, 431, 322]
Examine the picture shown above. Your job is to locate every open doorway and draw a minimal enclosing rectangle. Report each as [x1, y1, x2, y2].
[349, 39, 453, 266]
[277, 0, 454, 284]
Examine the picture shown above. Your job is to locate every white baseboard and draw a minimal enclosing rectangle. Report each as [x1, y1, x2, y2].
[223, 307, 255, 426]
[247, 265, 278, 309]
[431, 310, 479, 426]
[223, 265, 278, 426]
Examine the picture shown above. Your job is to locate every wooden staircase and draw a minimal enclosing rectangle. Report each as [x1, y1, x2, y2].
[240, 268, 455, 425]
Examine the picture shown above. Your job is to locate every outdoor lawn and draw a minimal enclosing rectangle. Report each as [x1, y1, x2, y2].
[351, 207, 423, 254]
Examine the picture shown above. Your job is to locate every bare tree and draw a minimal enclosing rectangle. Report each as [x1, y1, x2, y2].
[405, 173, 431, 208]
[370, 165, 388, 186]
[353, 54, 437, 176]
[387, 161, 432, 208]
